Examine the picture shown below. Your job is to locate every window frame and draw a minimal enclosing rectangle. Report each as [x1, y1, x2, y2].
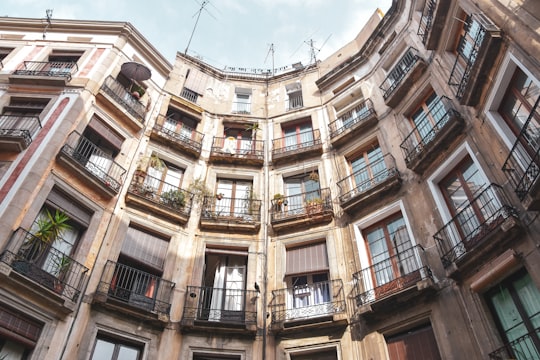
[90, 334, 144, 360]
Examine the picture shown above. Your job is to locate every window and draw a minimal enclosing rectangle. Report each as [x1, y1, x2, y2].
[91, 335, 142, 360]
[281, 121, 314, 150]
[349, 143, 386, 193]
[163, 107, 198, 141]
[181, 68, 207, 103]
[47, 50, 82, 75]
[386, 324, 442, 360]
[409, 92, 447, 145]
[0, 47, 13, 63]
[194, 354, 240, 360]
[283, 172, 320, 214]
[285, 82, 303, 110]
[0, 97, 48, 145]
[111, 227, 169, 310]
[289, 347, 338, 360]
[233, 88, 251, 114]
[498, 67, 540, 149]
[285, 242, 331, 319]
[144, 158, 184, 195]
[201, 250, 247, 322]
[453, 14, 483, 67]
[0, 305, 43, 359]
[486, 270, 540, 359]
[222, 127, 253, 155]
[214, 179, 253, 217]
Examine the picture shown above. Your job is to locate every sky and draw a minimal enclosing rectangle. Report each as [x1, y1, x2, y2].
[3, 0, 392, 70]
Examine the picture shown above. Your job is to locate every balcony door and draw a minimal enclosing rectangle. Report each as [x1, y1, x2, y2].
[163, 108, 198, 141]
[283, 122, 313, 150]
[203, 253, 247, 322]
[410, 92, 446, 145]
[350, 145, 386, 194]
[284, 174, 320, 215]
[215, 179, 252, 217]
[224, 128, 252, 155]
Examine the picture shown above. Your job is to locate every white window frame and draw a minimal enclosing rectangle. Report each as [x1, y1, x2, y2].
[285, 342, 342, 360]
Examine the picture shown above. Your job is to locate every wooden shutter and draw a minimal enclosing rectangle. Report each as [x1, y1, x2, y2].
[387, 325, 442, 360]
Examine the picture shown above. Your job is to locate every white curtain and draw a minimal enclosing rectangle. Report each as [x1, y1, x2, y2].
[208, 261, 226, 321]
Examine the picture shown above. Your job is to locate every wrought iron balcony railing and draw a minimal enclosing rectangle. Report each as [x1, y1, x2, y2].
[400, 96, 461, 165]
[434, 183, 519, 268]
[379, 47, 421, 100]
[329, 99, 376, 139]
[417, 0, 437, 45]
[100, 76, 146, 120]
[272, 129, 322, 158]
[180, 87, 199, 103]
[0, 114, 42, 148]
[59, 131, 126, 192]
[201, 194, 261, 223]
[97, 260, 175, 315]
[153, 115, 204, 155]
[13, 60, 78, 81]
[210, 136, 264, 162]
[127, 173, 194, 215]
[337, 153, 399, 203]
[353, 245, 432, 306]
[286, 94, 304, 111]
[270, 279, 345, 324]
[0, 227, 88, 302]
[489, 327, 540, 359]
[502, 95, 540, 204]
[270, 188, 332, 222]
[181, 285, 257, 326]
[232, 102, 251, 114]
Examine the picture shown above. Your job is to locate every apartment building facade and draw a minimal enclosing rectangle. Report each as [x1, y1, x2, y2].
[0, 0, 538, 359]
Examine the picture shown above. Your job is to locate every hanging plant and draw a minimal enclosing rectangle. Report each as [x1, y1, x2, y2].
[309, 170, 319, 182]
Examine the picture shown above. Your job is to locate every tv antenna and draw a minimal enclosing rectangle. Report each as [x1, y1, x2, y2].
[264, 43, 275, 75]
[185, 0, 217, 55]
[306, 34, 331, 65]
[43, 9, 53, 40]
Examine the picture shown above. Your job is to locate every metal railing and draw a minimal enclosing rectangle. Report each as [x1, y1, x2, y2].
[182, 285, 257, 325]
[489, 327, 540, 359]
[97, 260, 175, 315]
[272, 129, 321, 157]
[0, 114, 42, 147]
[380, 47, 421, 100]
[180, 87, 199, 103]
[270, 279, 345, 323]
[417, 0, 437, 44]
[232, 102, 251, 114]
[448, 14, 498, 99]
[400, 96, 461, 164]
[153, 115, 204, 155]
[434, 183, 518, 267]
[270, 188, 332, 222]
[201, 195, 261, 223]
[210, 137, 264, 161]
[13, 60, 78, 81]
[337, 153, 399, 203]
[502, 95, 540, 202]
[59, 131, 126, 192]
[329, 99, 376, 139]
[0, 227, 88, 302]
[286, 94, 304, 111]
[100, 76, 146, 120]
[127, 173, 194, 215]
[353, 245, 432, 306]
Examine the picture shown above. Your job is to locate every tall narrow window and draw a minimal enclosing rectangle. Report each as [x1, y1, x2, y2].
[163, 107, 198, 141]
[145, 158, 184, 195]
[284, 173, 320, 215]
[349, 144, 386, 193]
[215, 179, 253, 217]
[0, 305, 43, 359]
[233, 87, 252, 114]
[91, 335, 142, 360]
[282, 121, 314, 150]
[409, 92, 447, 145]
[486, 270, 540, 359]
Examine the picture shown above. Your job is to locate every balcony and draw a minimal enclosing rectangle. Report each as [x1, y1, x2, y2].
[0, 114, 42, 152]
[209, 137, 264, 166]
[151, 115, 204, 158]
[329, 99, 377, 147]
[10, 61, 78, 86]
[337, 154, 401, 214]
[400, 97, 465, 174]
[502, 96, 540, 211]
[353, 245, 435, 318]
[417, 0, 452, 50]
[180, 285, 257, 334]
[269, 279, 347, 334]
[0, 227, 88, 314]
[434, 184, 522, 279]
[180, 87, 199, 104]
[448, 14, 502, 106]
[200, 195, 261, 233]
[272, 129, 322, 165]
[57, 131, 126, 198]
[95, 261, 174, 323]
[489, 327, 540, 360]
[232, 102, 251, 114]
[125, 175, 194, 225]
[380, 48, 427, 108]
[99, 76, 146, 124]
[270, 188, 333, 233]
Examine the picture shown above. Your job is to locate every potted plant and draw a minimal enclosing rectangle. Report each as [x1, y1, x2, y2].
[161, 189, 186, 209]
[51, 253, 72, 293]
[273, 193, 287, 212]
[135, 154, 165, 184]
[216, 193, 224, 201]
[306, 197, 324, 214]
[22, 209, 72, 262]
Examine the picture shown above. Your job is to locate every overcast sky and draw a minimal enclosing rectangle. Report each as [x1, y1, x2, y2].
[3, 0, 392, 70]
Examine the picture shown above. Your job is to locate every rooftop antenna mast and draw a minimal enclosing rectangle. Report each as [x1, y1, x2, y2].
[43, 9, 53, 40]
[264, 43, 275, 75]
[185, 0, 212, 55]
[306, 34, 331, 66]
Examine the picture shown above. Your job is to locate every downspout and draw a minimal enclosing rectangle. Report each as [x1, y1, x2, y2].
[261, 70, 270, 360]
